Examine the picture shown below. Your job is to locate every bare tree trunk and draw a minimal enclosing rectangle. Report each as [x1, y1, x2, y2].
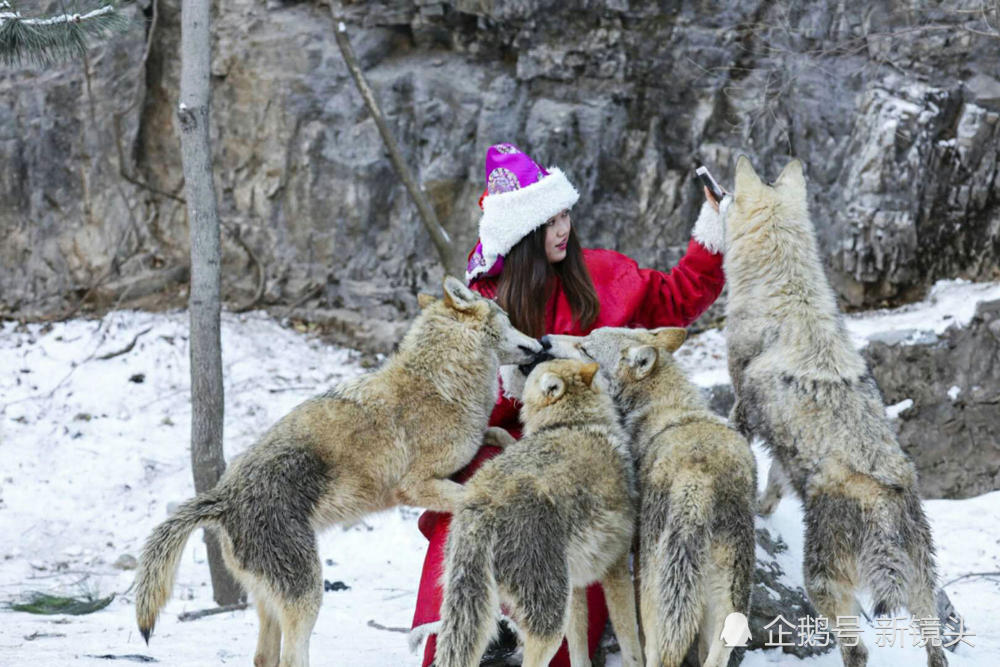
[178, 0, 242, 606]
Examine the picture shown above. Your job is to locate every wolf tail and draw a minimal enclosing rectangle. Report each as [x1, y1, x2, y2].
[865, 501, 913, 618]
[135, 489, 229, 643]
[655, 474, 712, 667]
[435, 508, 499, 667]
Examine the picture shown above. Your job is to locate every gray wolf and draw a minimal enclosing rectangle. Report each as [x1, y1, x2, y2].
[545, 327, 756, 667]
[134, 277, 543, 667]
[434, 358, 643, 667]
[723, 156, 948, 667]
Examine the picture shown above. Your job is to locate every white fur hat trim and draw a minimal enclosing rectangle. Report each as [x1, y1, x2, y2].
[475, 168, 579, 273]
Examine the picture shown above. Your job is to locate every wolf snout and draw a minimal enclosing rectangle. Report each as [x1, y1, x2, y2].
[518, 349, 555, 378]
[539, 335, 552, 350]
[518, 341, 543, 355]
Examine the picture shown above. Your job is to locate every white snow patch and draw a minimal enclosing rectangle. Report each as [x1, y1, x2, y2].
[886, 398, 914, 419]
[845, 279, 1000, 348]
[948, 385, 962, 401]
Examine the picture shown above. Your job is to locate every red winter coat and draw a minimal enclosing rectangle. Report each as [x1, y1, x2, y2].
[411, 239, 725, 667]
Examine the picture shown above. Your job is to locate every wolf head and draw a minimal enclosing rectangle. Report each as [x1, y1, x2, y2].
[412, 277, 543, 366]
[724, 156, 809, 249]
[541, 327, 687, 399]
[520, 358, 610, 427]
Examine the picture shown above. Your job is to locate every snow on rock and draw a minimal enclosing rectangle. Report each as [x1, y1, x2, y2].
[845, 279, 1000, 347]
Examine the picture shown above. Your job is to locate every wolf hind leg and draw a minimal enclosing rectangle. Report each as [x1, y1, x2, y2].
[602, 556, 643, 667]
[639, 567, 659, 667]
[902, 494, 948, 667]
[250, 534, 321, 667]
[566, 587, 591, 667]
[511, 562, 570, 667]
[254, 600, 281, 667]
[699, 559, 736, 667]
[907, 582, 949, 667]
[275, 572, 322, 667]
[804, 495, 868, 667]
[521, 633, 566, 667]
[216, 531, 280, 667]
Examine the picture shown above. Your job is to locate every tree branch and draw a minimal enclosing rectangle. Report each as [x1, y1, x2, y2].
[0, 1, 130, 67]
[331, 18, 460, 275]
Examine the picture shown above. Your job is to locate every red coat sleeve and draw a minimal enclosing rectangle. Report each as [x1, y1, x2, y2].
[628, 239, 725, 329]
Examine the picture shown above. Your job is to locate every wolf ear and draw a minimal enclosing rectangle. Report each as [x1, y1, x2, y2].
[539, 372, 566, 401]
[442, 276, 477, 312]
[649, 327, 687, 353]
[734, 155, 763, 200]
[417, 293, 436, 309]
[627, 345, 658, 380]
[774, 159, 805, 192]
[579, 362, 599, 388]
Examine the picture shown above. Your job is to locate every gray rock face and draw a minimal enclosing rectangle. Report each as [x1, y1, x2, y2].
[2, 1, 999, 351]
[863, 298, 1000, 499]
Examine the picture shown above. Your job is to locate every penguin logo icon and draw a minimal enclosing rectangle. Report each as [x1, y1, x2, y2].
[721, 612, 752, 647]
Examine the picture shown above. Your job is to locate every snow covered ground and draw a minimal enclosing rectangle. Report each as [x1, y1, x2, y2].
[1, 280, 998, 665]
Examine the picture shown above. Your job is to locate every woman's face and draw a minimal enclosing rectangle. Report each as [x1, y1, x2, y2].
[544, 209, 572, 263]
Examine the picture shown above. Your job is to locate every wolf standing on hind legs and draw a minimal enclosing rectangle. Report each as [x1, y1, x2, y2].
[545, 327, 756, 667]
[133, 277, 543, 667]
[435, 359, 643, 667]
[723, 156, 948, 667]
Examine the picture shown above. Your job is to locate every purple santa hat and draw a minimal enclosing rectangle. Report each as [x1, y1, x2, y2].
[465, 143, 579, 283]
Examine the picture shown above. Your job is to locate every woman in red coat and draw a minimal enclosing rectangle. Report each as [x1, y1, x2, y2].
[410, 143, 726, 666]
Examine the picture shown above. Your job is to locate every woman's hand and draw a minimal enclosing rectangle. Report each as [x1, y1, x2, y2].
[704, 185, 720, 213]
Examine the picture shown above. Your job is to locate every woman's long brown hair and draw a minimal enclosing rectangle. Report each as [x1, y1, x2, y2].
[496, 224, 599, 337]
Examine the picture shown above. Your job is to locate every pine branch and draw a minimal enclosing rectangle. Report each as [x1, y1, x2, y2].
[0, 1, 130, 67]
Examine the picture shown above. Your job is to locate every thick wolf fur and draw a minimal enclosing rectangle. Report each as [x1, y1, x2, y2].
[134, 277, 543, 667]
[546, 328, 756, 667]
[435, 359, 644, 667]
[723, 156, 948, 667]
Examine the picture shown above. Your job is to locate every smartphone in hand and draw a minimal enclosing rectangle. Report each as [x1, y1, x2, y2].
[696, 166, 726, 203]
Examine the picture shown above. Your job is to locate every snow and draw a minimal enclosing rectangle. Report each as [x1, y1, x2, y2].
[948, 386, 962, 401]
[886, 398, 913, 419]
[3, 277, 1000, 665]
[845, 279, 1000, 348]
[0, 4, 116, 26]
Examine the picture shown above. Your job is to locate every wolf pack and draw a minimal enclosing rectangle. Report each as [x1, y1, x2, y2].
[133, 158, 949, 667]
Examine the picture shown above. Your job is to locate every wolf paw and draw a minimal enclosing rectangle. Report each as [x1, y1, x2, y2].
[482, 427, 516, 450]
[757, 490, 782, 516]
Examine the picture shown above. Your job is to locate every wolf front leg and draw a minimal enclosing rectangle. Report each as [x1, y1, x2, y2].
[395, 475, 467, 513]
[482, 426, 516, 450]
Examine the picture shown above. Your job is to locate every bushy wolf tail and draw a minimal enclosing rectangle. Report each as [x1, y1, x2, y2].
[135, 490, 229, 643]
[865, 495, 922, 618]
[655, 475, 712, 666]
[435, 508, 499, 667]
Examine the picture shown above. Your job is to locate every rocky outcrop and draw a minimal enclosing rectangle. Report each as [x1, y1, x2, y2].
[864, 298, 1000, 499]
[2, 1, 999, 351]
